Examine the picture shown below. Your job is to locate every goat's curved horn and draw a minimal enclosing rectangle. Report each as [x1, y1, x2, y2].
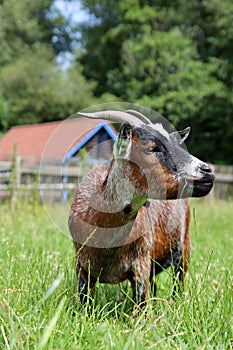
[125, 110, 152, 125]
[77, 110, 143, 127]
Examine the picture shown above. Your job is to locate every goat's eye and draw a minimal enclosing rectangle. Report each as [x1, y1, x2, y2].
[144, 146, 159, 154]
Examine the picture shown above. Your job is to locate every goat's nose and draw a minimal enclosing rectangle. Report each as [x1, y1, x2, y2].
[200, 163, 212, 174]
[199, 163, 215, 181]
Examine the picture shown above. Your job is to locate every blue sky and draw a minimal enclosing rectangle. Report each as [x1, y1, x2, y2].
[54, 0, 89, 24]
[54, 0, 90, 67]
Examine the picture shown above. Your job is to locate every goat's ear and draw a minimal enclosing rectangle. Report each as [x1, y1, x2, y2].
[170, 127, 190, 145]
[114, 123, 132, 158]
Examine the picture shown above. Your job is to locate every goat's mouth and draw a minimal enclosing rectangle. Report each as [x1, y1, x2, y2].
[186, 175, 215, 197]
[177, 173, 215, 198]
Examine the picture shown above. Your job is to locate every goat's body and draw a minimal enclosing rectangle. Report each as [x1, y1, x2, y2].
[69, 108, 214, 306]
[70, 164, 190, 302]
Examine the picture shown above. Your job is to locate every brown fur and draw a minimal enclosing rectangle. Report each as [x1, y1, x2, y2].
[69, 161, 190, 305]
[69, 124, 213, 306]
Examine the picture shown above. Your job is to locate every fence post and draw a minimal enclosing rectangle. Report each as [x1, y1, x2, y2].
[10, 155, 21, 210]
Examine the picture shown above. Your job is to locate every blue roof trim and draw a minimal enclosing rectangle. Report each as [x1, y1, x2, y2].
[63, 122, 117, 163]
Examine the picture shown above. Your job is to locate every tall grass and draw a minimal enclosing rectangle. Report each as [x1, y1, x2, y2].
[0, 199, 232, 349]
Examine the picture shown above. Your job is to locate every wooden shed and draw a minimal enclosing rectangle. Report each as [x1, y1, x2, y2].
[0, 118, 117, 164]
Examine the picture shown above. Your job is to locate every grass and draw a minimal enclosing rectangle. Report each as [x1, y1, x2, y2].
[0, 199, 232, 349]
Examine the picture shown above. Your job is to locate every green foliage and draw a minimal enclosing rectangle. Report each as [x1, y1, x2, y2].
[0, 0, 96, 131]
[109, 28, 223, 115]
[0, 0, 42, 66]
[79, 0, 233, 164]
[0, 0, 73, 66]
[0, 200, 232, 348]
[0, 46, 96, 129]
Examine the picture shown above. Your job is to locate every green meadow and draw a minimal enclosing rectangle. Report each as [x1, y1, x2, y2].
[0, 199, 232, 349]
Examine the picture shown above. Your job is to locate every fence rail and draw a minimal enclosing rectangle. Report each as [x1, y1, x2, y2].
[1, 159, 233, 202]
[215, 173, 233, 182]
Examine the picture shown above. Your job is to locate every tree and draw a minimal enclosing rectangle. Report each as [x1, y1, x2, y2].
[79, 0, 121, 95]
[158, 0, 233, 163]
[0, 0, 73, 66]
[79, 0, 233, 164]
[0, 0, 96, 131]
[0, 46, 96, 129]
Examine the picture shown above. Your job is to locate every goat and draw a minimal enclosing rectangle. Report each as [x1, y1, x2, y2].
[68, 109, 215, 306]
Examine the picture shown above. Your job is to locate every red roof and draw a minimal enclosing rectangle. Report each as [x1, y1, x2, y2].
[0, 118, 116, 163]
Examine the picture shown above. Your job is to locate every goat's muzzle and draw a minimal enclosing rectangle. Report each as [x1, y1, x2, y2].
[189, 164, 215, 197]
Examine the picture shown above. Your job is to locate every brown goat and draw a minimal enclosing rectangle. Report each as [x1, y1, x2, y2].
[69, 110, 214, 305]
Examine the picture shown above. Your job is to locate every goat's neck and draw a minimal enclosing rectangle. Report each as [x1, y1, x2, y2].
[73, 159, 149, 248]
[101, 159, 148, 216]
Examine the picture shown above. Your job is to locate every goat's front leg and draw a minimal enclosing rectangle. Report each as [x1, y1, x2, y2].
[172, 230, 190, 298]
[172, 253, 189, 298]
[130, 260, 150, 307]
[131, 275, 147, 307]
[77, 265, 96, 305]
[149, 261, 158, 297]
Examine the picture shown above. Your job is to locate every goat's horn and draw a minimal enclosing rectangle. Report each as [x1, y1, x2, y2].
[77, 110, 143, 127]
[125, 110, 152, 125]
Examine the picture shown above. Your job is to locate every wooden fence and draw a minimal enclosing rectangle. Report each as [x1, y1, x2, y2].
[0, 158, 233, 203]
[208, 164, 233, 201]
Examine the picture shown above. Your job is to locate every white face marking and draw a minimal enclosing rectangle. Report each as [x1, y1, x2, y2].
[179, 155, 208, 178]
[153, 123, 169, 140]
[189, 157, 205, 177]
